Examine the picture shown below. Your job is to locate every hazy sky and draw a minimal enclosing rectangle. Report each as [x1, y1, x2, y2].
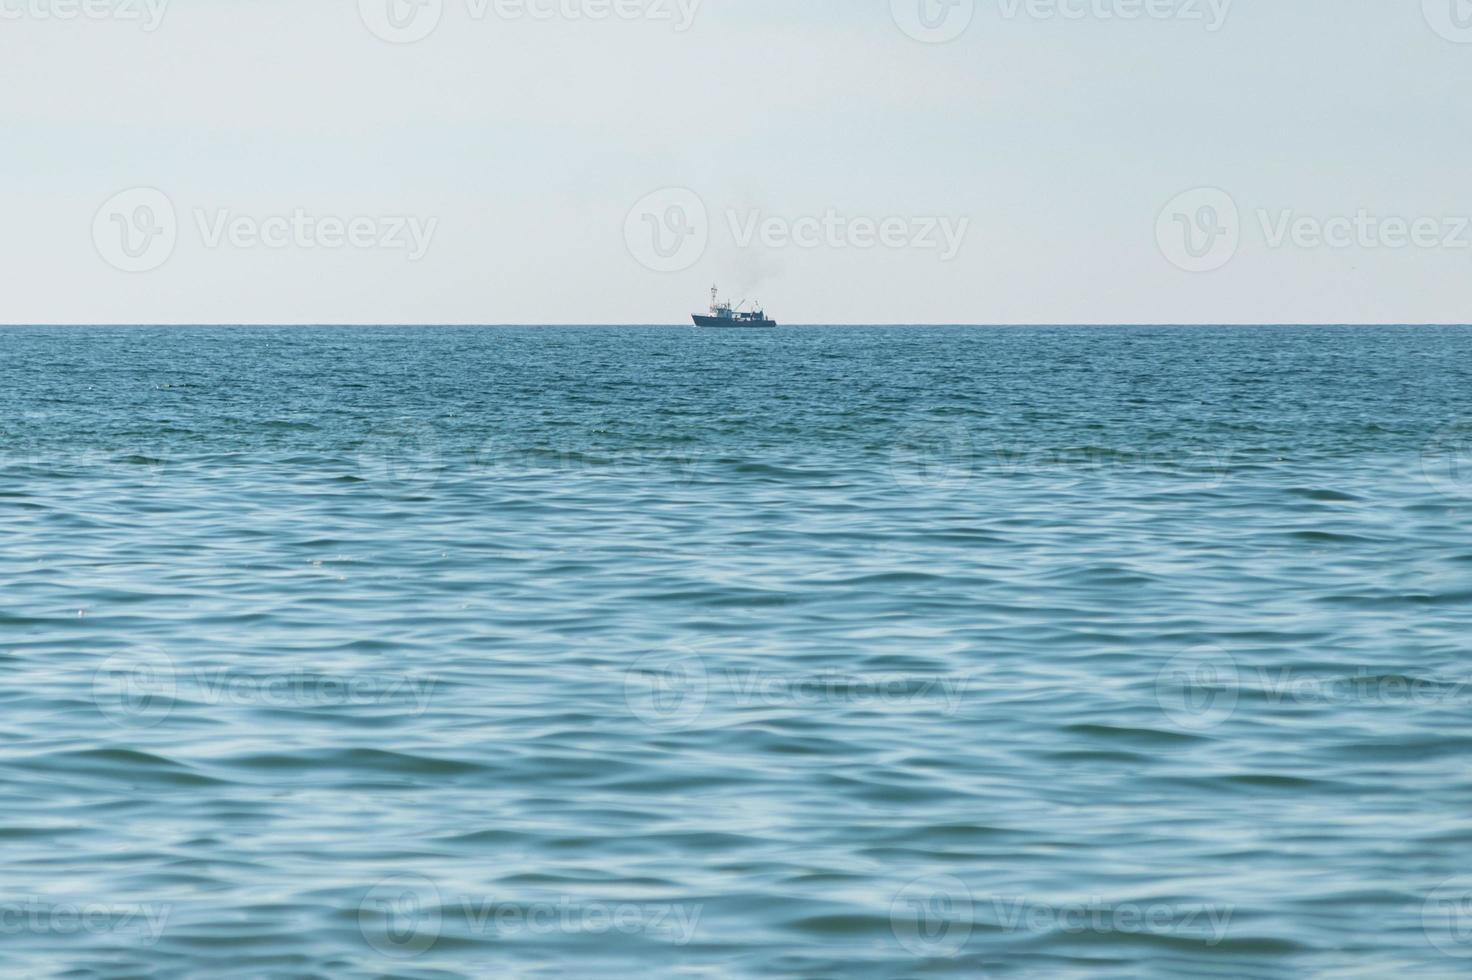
[3, 0, 1471, 324]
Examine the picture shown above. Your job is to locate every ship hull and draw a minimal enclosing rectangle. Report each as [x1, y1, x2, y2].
[692, 315, 778, 329]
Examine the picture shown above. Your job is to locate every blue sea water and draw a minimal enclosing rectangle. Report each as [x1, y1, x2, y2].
[4, 324, 1472, 978]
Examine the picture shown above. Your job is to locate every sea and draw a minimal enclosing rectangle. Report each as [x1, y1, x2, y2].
[4, 324, 1472, 978]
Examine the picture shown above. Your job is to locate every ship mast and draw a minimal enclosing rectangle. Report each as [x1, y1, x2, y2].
[710, 284, 718, 314]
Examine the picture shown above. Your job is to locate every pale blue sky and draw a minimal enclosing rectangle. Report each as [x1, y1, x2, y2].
[3, 0, 1470, 323]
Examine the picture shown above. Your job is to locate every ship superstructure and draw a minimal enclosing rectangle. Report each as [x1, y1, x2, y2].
[692, 286, 777, 328]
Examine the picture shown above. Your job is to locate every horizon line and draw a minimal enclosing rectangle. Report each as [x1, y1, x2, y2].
[3, 322, 1471, 329]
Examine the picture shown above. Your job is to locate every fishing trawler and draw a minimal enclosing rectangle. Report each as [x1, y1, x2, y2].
[692, 285, 777, 329]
